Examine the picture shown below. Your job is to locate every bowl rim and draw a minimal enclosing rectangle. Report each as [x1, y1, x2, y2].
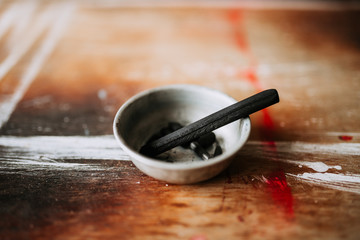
[113, 84, 251, 171]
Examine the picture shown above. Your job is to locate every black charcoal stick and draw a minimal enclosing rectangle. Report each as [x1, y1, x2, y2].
[140, 89, 279, 157]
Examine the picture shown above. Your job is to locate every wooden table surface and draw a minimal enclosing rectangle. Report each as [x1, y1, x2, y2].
[0, 1, 359, 239]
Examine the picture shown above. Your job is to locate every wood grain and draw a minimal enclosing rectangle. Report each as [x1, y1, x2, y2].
[0, 1, 359, 239]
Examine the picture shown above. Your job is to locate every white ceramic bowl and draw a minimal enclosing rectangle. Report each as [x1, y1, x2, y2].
[113, 84, 251, 184]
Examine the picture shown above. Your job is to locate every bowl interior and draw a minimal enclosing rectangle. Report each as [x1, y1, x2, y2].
[115, 85, 246, 164]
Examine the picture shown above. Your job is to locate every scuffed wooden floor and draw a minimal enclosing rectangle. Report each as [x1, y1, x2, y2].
[0, 1, 359, 239]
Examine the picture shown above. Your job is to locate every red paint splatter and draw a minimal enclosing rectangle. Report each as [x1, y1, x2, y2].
[265, 170, 294, 218]
[339, 135, 353, 141]
[227, 10, 275, 137]
[227, 9, 294, 219]
[262, 108, 275, 130]
[227, 10, 248, 52]
[242, 67, 263, 92]
[261, 108, 276, 139]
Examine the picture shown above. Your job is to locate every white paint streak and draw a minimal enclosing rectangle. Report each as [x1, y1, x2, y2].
[0, 2, 21, 40]
[0, 135, 129, 172]
[6, 2, 38, 49]
[0, 159, 109, 173]
[325, 132, 360, 137]
[1, 137, 358, 163]
[247, 141, 360, 156]
[288, 173, 360, 194]
[284, 142, 360, 156]
[0, 135, 129, 161]
[0, 2, 50, 82]
[292, 161, 342, 173]
[7, 159, 95, 169]
[0, 3, 75, 128]
[275, 159, 342, 173]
